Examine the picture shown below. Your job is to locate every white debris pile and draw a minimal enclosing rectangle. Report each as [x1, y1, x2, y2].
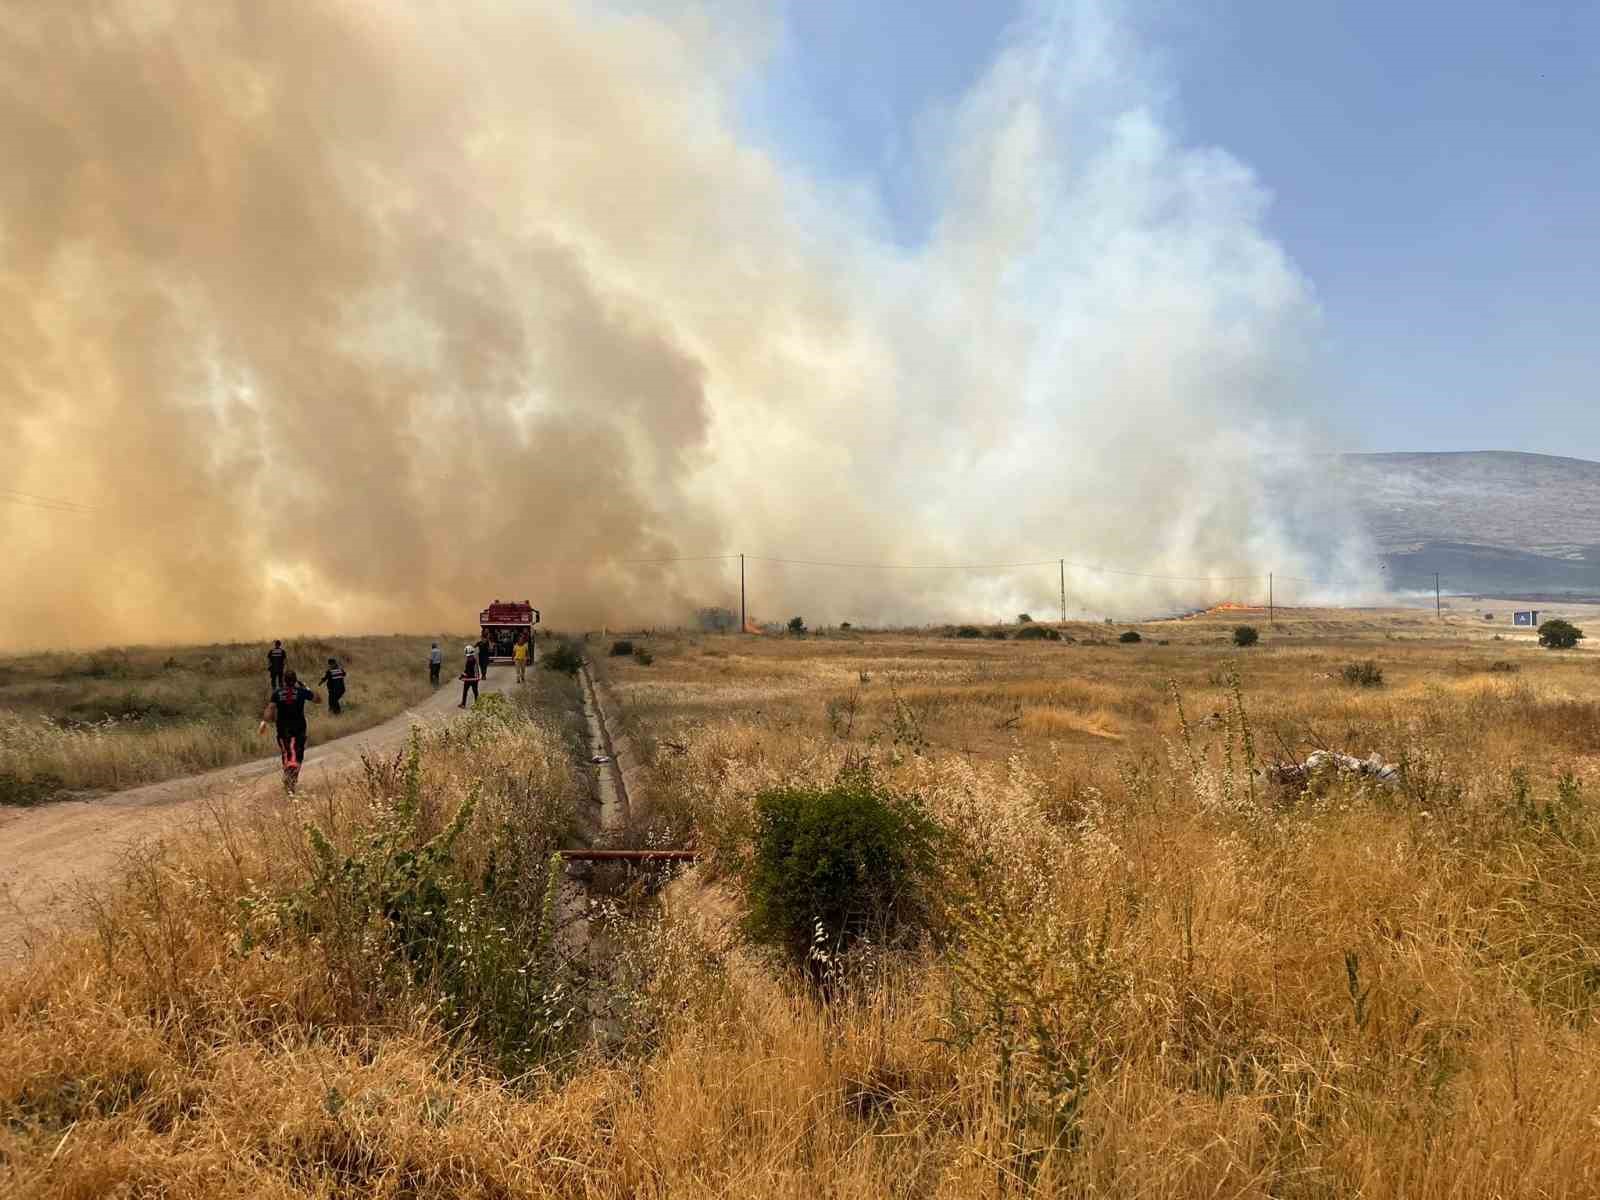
[1266, 750, 1401, 789]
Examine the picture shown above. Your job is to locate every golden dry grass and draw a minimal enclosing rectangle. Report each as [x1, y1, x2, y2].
[5, 608, 1600, 1196]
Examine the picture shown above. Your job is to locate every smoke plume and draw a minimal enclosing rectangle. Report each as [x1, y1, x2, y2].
[1, 0, 1372, 647]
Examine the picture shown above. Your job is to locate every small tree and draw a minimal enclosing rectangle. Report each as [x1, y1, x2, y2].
[541, 641, 583, 677]
[1119, 630, 1142, 644]
[745, 774, 939, 982]
[1233, 625, 1260, 647]
[1017, 613, 1033, 624]
[1539, 619, 1585, 650]
[788, 616, 806, 635]
[1340, 660, 1384, 688]
[1015, 624, 1061, 641]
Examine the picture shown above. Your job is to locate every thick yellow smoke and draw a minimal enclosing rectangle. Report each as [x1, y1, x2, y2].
[2, 1, 1370, 648]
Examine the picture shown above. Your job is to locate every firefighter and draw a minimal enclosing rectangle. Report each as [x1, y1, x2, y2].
[258, 668, 321, 794]
[318, 657, 347, 714]
[267, 639, 287, 689]
[459, 643, 481, 707]
[428, 641, 442, 686]
[513, 632, 529, 683]
[476, 630, 493, 680]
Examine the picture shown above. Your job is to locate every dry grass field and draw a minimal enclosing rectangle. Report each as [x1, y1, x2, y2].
[0, 635, 468, 804]
[5, 608, 1600, 1197]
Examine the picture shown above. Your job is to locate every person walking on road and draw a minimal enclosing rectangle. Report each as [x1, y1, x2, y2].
[513, 633, 529, 683]
[459, 644, 481, 707]
[259, 668, 321, 795]
[318, 657, 347, 715]
[477, 630, 493, 681]
[428, 641, 442, 686]
[267, 640, 287, 689]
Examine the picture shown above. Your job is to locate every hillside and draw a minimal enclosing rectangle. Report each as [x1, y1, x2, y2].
[1339, 451, 1600, 596]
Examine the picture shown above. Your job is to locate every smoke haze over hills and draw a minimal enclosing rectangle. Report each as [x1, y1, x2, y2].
[2, 1, 1377, 648]
[1340, 451, 1600, 599]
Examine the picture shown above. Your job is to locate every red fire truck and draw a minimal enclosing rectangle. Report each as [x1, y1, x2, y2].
[478, 600, 540, 663]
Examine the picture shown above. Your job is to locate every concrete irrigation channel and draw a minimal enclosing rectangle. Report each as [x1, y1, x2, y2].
[557, 656, 697, 1036]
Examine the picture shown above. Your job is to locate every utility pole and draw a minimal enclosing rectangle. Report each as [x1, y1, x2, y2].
[1269, 573, 1274, 626]
[740, 553, 746, 634]
[1435, 572, 1441, 620]
[1059, 559, 1067, 625]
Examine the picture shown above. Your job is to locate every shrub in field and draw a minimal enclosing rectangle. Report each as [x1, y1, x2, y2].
[1340, 660, 1385, 687]
[0, 769, 65, 806]
[1233, 625, 1259, 647]
[954, 625, 984, 639]
[541, 641, 584, 677]
[633, 648, 654, 666]
[745, 773, 940, 981]
[1118, 630, 1142, 644]
[788, 616, 806, 634]
[1539, 619, 1585, 650]
[987, 629, 1008, 640]
[610, 640, 634, 657]
[231, 723, 583, 1072]
[1015, 624, 1061, 641]
[1017, 613, 1033, 624]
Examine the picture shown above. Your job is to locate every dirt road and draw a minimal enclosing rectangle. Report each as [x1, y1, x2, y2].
[0, 668, 519, 961]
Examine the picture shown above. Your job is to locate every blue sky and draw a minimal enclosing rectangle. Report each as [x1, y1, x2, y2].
[742, 0, 1600, 461]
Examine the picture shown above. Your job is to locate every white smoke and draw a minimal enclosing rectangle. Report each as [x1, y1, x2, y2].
[1, 0, 1375, 647]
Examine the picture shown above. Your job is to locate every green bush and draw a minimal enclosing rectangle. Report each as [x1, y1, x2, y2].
[1341, 660, 1385, 688]
[1015, 624, 1061, 641]
[242, 730, 580, 1072]
[0, 770, 66, 807]
[987, 630, 1008, 640]
[745, 774, 940, 982]
[954, 625, 983, 639]
[633, 648, 654, 666]
[1017, 613, 1033, 624]
[609, 640, 634, 657]
[1118, 630, 1142, 644]
[541, 642, 584, 677]
[1539, 619, 1585, 650]
[1233, 625, 1259, 647]
[788, 616, 806, 635]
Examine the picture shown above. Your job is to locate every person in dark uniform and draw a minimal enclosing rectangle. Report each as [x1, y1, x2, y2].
[318, 657, 347, 714]
[476, 630, 492, 680]
[459, 643, 481, 707]
[267, 640, 287, 689]
[258, 668, 321, 794]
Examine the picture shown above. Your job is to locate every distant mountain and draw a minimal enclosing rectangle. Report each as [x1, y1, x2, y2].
[1338, 451, 1600, 597]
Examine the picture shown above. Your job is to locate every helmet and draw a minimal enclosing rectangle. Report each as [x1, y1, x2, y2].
[464, 644, 475, 654]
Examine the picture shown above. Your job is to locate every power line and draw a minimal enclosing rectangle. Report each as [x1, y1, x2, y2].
[747, 554, 1059, 571]
[1059, 558, 1261, 583]
[749, 553, 1262, 581]
[0, 487, 96, 514]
